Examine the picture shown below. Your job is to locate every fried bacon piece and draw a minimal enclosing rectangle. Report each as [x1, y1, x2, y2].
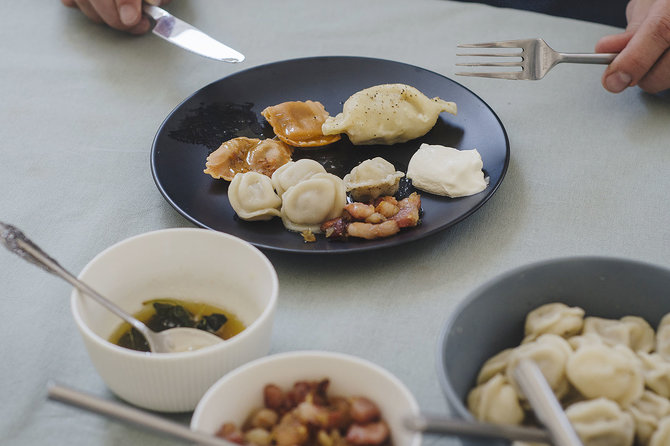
[204, 137, 293, 181]
[262, 101, 341, 148]
[322, 192, 421, 240]
[346, 421, 390, 445]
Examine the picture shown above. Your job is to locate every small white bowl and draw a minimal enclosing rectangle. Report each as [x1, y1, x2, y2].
[191, 350, 422, 446]
[71, 228, 278, 412]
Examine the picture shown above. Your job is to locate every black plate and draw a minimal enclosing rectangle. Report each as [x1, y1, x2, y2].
[151, 56, 510, 254]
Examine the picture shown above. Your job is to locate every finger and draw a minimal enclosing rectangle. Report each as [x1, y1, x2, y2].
[72, 0, 104, 24]
[595, 32, 633, 53]
[61, 0, 77, 7]
[638, 50, 670, 93]
[601, 1, 670, 93]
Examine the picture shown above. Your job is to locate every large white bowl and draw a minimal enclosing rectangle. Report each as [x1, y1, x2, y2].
[71, 228, 278, 412]
[191, 350, 422, 446]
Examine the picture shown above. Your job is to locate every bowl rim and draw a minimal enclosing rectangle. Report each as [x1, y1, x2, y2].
[191, 349, 422, 445]
[435, 254, 670, 420]
[70, 227, 279, 359]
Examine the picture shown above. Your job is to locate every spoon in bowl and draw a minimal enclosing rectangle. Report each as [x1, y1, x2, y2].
[0, 222, 223, 354]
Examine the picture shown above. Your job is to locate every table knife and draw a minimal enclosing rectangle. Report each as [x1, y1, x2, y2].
[143, 5, 244, 63]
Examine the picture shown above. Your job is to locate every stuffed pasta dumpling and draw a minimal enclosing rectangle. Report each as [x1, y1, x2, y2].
[271, 159, 327, 197]
[228, 172, 282, 221]
[280, 173, 346, 233]
[322, 84, 457, 145]
[565, 398, 635, 446]
[343, 157, 404, 201]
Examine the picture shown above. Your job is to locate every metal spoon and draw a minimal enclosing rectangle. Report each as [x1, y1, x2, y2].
[0, 222, 223, 354]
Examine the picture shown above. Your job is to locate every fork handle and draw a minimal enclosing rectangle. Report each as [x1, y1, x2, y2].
[558, 52, 617, 65]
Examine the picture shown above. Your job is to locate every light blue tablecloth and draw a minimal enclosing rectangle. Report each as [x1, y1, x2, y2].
[2, 1, 669, 445]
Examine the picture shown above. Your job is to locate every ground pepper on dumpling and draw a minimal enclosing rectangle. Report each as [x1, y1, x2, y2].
[261, 100, 341, 148]
[204, 137, 293, 181]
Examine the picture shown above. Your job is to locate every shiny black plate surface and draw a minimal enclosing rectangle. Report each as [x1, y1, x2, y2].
[151, 56, 509, 254]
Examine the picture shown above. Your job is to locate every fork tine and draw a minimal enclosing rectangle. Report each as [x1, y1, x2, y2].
[456, 52, 521, 57]
[455, 71, 523, 80]
[458, 40, 526, 49]
[456, 62, 521, 67]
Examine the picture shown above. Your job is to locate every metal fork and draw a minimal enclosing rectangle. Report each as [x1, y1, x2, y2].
[456, 38, 617, 80]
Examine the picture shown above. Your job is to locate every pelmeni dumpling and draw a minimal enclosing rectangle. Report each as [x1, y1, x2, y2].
[628, 390, 670, 445]
[506, 334, 572, 400]
[566, 344, 644, 406]
[322, 84, 457, 145]
[565, 398, 635, 446]
[523, 303, 585, 343]
[650, 416, 670, 446]
[280, 173, 346, 233]
[228, 172, 282, 221]
[622, 316, 655, 353]
[343, 157, 404, 201]
[271, 159, 327, 197]
[583, 316, 654, 352]
[467, 374, 525, 425]
[638, 352, 670, 398]
[568, 332, 605, 351]
[476, 348, 513, 385]
[656, 313, 670, 361]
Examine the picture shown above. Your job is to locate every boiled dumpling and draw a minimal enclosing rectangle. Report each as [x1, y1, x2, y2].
[322, 84, 457, 145]
[467, 374, 525, 425]
[582, 316, 654, 352]
[628, 390, 670, 445]
[568, 332, 605, 351]
[506, 334, 572, 400]
[650, 416, 670, 446]
[523, 303, 585, 343]
[280, 173, 346, 233]
[343, 157, 404, 201]
[622, 316, 655, 353]
[228, 172, 282, 221]
[638, 352, 670, 398]
[656, 313, 670, 361]
[565, 398, 635, 446]
[271, 159, 327, 197]
[406, 144, 487, 198]
[566, 343, 644, 406]
[476, 348, 513, 385]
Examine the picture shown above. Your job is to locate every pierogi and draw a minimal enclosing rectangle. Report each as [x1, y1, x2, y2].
[322, 84, 457, 145]
[261, 100, 341, 148]
[204, 137, 293, 181]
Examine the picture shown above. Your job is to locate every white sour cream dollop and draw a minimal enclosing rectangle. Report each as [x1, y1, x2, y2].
[406, 143, 487, 197]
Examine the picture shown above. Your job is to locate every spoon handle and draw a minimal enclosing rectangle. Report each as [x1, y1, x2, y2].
[513, 359, 584, 446]
[48, 383, 234, 446]
[404, 414, 551, 443]
[0, 222, 153, 342]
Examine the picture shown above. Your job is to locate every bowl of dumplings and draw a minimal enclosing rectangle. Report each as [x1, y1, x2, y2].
[437, 256, 670, 446]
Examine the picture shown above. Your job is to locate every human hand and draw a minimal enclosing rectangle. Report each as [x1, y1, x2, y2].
[61, 0, 171, 34]
[595, 0, 670, 94]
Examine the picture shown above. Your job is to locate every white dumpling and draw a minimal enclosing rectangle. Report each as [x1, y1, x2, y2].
[583, 316, 653, 351]
[656, 313, 670, 361]
[628, 390, 670, 445]
[566, 344, 644, 407]
[523, 303, 585, 343]
[622, 316, 655, 353]
[650, 416, 670, 446]
[467, 374, 525, 425]
[228, 172, 282, 221]
[343, 157, 404, 201]
[322, 84, 457, 145]
[280, 173, 346, 233]
[271, 159, 327, 197]
[476, 348, 513, 385]
[565, 398, 635, 446]
[506, 334, 572, 400]
[406, 144, 487, 198]
[568, 333, 605, 351]
[638, 352, 670, 398]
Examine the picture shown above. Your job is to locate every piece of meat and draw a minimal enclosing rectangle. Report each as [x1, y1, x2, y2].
[346, 421, 390, 445]
[349, 397, 381, 424]
[215, 422, 244, 444]
[344, 202, 375, 220]
[273, 413, 310, 446]
[374, 199, 399, 218]
[322, 217, 349, 240]
[264, 384, 287, 412]
[262, 101, 341, 148]
[204, 137, 293, 181]
[391, 192, 421, 228]
[347, 220, 400, 240]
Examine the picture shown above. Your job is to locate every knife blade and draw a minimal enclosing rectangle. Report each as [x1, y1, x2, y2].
[143, 5, 244, 63]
